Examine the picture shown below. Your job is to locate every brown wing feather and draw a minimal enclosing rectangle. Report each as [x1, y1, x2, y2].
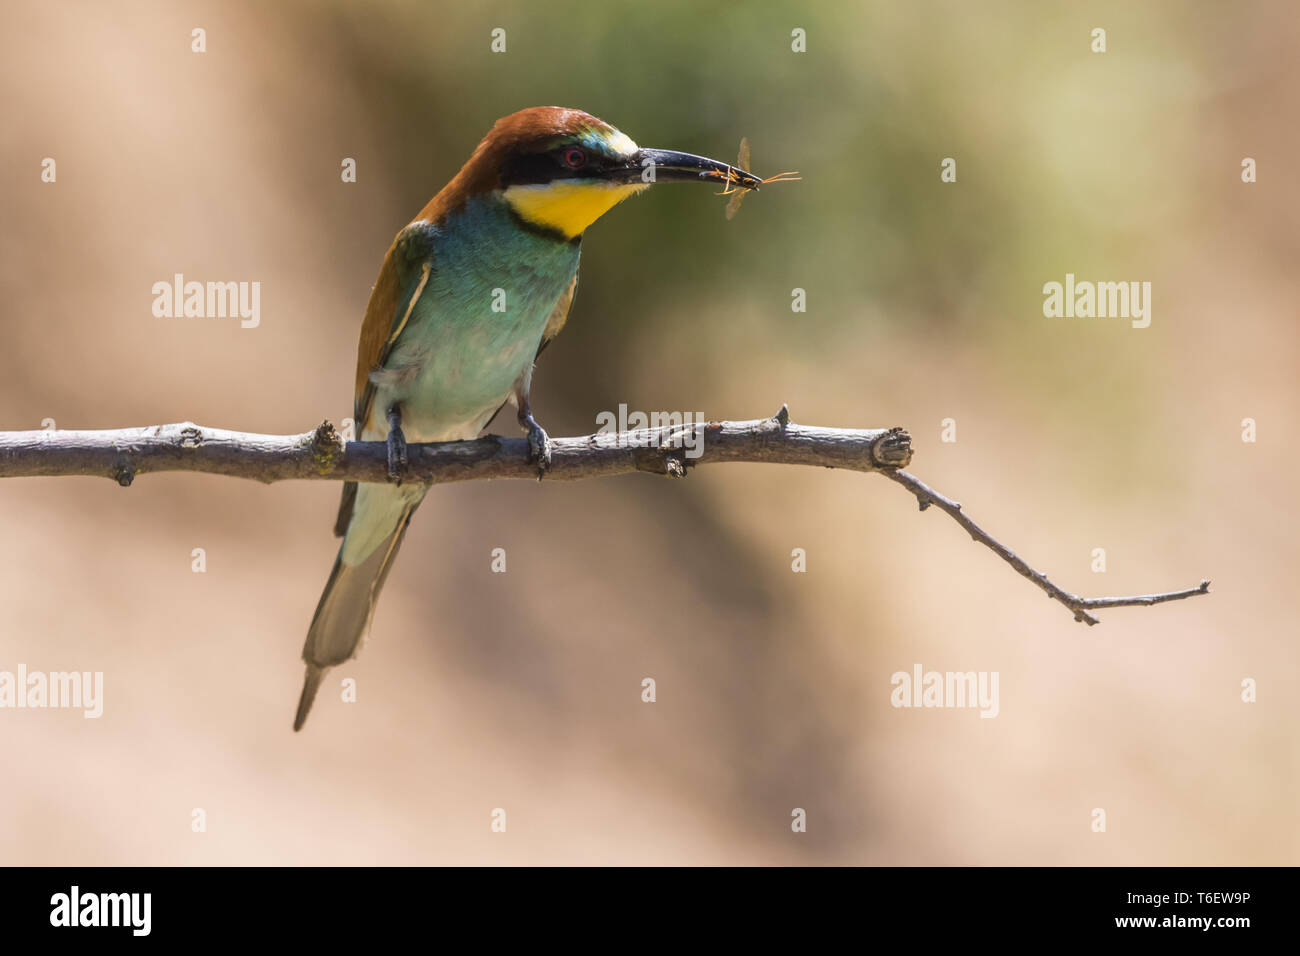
[335, 226, 432, 537]
[353, 238, 405, 427]
[536, 273, 578, 358]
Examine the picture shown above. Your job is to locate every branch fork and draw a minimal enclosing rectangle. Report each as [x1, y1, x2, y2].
[0, 407, 1209, 625]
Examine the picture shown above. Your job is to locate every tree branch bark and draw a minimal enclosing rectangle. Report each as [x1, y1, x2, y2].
[0, 406, 1209, 625]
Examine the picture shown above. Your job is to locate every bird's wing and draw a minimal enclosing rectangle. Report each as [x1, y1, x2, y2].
[334, 223, 434, 537]
[353, 223, 435, 430]
[535, 272, 578, 359]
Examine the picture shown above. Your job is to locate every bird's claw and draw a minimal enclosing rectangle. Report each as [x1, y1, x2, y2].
[522, 413, 552, 476]
[386, 407, 408, 484]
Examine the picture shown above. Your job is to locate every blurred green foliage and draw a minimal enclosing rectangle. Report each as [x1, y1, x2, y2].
[296, 0, 1240, 442]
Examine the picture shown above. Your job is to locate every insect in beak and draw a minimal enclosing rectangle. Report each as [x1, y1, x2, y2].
[713, 138, 801, 220]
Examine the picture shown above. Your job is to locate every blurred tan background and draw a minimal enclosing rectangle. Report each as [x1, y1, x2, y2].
[1, 0, 1296, 865]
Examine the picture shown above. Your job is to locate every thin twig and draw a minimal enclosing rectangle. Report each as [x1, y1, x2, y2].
[0, 406, 1210, 625]
[881, 468, 1210, 625]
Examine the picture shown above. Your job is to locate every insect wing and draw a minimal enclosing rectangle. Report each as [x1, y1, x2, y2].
[725, 137, 751, 219]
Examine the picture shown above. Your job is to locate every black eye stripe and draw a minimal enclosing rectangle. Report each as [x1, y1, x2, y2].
[500, 148, 613, 187]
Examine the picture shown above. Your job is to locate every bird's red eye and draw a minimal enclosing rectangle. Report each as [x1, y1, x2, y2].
[562, 147, 587, 168]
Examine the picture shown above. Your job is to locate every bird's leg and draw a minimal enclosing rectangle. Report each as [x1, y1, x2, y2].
[516, 394, 552, 475]
[385, 403, 408, 483]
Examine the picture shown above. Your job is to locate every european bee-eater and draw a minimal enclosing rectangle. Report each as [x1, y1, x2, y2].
[294, 106, 762, 730]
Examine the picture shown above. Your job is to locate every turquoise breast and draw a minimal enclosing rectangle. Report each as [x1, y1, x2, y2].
[378, 195, 581, 438]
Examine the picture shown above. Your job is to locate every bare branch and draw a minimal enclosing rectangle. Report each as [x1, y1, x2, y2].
[0, 408, 1209, 624]
[0, 411, 911, 484]
[881, 468, 1210, 625]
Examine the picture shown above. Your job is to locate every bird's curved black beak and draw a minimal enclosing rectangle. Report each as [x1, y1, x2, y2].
[612, 148, 764, 190]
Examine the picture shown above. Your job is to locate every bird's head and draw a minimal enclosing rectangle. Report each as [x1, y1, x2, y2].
[436, 106, 763, 240]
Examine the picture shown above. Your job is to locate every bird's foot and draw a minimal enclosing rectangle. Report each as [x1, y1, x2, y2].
[520, 411, 552, 477]
[386, 405, 408, 484]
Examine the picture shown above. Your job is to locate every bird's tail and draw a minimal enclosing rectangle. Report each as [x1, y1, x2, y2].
[294, 482, 427, 731]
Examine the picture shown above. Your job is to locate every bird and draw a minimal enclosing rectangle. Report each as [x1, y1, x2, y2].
[293, 106, 763, 730]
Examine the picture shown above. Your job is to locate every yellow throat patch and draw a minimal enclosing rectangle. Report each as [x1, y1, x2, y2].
[503, 181, 649, 239]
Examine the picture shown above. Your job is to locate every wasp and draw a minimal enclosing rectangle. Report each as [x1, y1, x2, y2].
[716, 138, 800, 220]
